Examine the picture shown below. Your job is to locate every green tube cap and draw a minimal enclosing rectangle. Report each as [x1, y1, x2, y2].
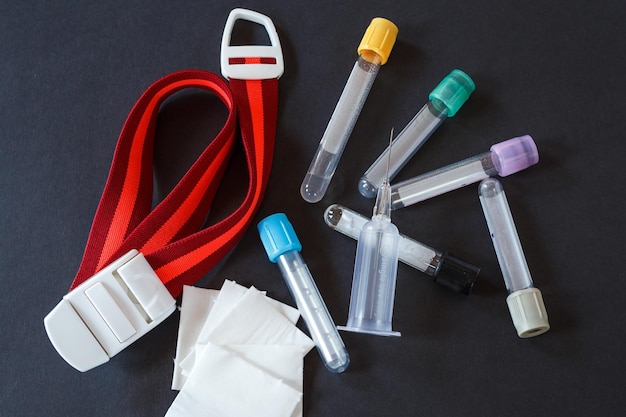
[428, 69, 475, 117]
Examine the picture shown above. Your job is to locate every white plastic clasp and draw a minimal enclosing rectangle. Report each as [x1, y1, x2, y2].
[44, 250, 176, 372]
[220, 8, 284, 80]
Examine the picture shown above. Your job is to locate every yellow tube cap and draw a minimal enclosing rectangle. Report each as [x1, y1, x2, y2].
[357, 18, 398, 65]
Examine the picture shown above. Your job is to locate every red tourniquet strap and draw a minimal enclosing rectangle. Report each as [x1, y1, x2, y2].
[70, 68, 278, 298]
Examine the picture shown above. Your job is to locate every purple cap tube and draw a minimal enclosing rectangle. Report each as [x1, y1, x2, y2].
[390, 135, 538, 209]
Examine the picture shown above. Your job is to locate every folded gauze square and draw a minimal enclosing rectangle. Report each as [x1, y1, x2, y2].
[166, 282, 314, 417]
[166, 343, 302, 417]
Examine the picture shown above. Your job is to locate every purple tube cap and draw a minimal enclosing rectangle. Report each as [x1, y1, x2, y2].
[490, 135, 539, 177]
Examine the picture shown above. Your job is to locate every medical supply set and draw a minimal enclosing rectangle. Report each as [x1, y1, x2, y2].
[41, 8, 549, 417]
[296, 15, 548, 345]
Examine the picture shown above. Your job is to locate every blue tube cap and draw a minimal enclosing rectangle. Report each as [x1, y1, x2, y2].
[257, 213, 302, 263]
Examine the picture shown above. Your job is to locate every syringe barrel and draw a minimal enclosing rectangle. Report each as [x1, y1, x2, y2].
[391, 135, 539, 209]
[340, 216, 401, 336]
[478, 178, 533, 293]
[301, 55, 381, 203]
[359, 69, 475, 198]
[324, 204, 479, 294]
[301, 18, 397, 203]
[478, 178, 549, 338]
[258, 213, 350, 372]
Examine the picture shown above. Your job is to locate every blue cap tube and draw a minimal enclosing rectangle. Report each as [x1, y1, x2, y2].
[257, 213, 350, 373]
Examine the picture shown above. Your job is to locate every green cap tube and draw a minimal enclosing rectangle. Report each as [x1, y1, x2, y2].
[428, 69, 475, 117]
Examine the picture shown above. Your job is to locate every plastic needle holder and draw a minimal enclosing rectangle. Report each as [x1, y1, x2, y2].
[339, 130, 402, 336]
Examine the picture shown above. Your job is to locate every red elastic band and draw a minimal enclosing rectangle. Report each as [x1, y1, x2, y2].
[70, 68, 278, 298]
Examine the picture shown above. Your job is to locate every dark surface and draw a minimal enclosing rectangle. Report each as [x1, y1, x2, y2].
[2, 1, 625, 416]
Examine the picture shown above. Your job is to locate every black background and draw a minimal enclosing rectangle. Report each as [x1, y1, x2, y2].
[2, 1, 625, 416]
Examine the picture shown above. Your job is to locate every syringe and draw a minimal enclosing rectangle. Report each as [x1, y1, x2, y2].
[339, 130, 401, 336]
[391, 135, 539, 209]
[324, 204, 479, 294]
[478, 178, 549, 338]
[359, 69, 475, 198]
[257, 213, 350, 372]
[300, 17, 398, 203]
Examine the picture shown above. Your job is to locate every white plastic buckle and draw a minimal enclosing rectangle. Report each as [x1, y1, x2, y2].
[44, 250, 176, 372]
[220, 8, 284, 80]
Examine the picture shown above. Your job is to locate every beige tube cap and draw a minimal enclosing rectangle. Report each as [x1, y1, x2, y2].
[506, 287, 550, 338]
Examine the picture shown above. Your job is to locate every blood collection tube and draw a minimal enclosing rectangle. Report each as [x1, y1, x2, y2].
[358, 69, 475, 198]
[324, 204, 479, 294]
[391, 135, 539, 209]
[478, 178, 549, 338]
[257, 213, 350, 372]
[300, 18, 398, 203]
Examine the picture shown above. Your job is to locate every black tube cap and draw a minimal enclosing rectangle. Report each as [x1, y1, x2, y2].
[433, 252, 480, 294]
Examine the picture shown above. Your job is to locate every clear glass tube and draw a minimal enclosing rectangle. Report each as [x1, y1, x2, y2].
[359, 101, 447, 198]
[392, 151, 496, 209]
[276, 250, 350, 373]
[478, 178, 533, 294]
[301, 53, 381, 203]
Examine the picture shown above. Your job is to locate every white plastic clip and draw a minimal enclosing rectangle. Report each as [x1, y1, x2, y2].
[220, 8, 284, 80]
[44, 250, 176, 372]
